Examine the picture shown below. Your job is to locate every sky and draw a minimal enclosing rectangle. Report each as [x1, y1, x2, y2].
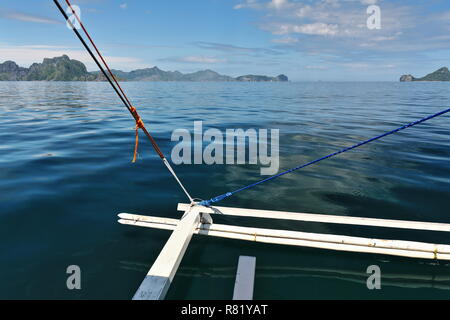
[1, 0, 450, 80]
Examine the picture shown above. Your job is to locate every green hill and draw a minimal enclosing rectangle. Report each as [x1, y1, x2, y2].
[0, 55, 99, 81]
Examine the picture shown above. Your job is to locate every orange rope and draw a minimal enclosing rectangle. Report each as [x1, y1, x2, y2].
[130, 107, 145, 163]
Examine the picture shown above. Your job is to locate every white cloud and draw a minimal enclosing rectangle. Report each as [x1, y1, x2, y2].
[269, 0, 289, 9]
[234, 0, 421, 54]
[235, 0, 292, 10]
[0, 10, 61, 24]
[272, 37, 298, 44]
[269, 22, 339, 36]
[295, 5, 313, 18]
[119, 3, 128, 9]
[340, 62, 370, 69]
[372, 36, 396, 41]
[360, 0, 378, 5]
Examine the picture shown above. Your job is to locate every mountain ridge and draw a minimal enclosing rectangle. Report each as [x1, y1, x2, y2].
[0, 55, 288, 82]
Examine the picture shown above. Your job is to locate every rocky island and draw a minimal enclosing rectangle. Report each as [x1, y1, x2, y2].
[235, 74, 289, 82]
[400, 67, 450, 82]
[0, 55, 288, 82]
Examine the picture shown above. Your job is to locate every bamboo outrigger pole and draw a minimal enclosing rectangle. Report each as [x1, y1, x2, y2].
[53, 0, 194, 202]
[120, 204, 450, 262]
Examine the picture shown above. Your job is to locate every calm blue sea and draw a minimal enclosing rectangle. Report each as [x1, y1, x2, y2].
[0, 81, 449, 299]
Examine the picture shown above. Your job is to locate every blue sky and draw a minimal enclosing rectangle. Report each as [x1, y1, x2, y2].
[1, 0, 450, 80]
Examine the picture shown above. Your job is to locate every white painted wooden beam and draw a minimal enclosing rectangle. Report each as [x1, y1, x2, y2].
[131, 207, 200, 300]
[233, 256, 256, 300]
[118, 213, 450, 261]
[178, 203, 450, 233]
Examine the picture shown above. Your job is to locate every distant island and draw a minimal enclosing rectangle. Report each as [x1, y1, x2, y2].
[400, 67, 450, 82]
[0, 55, 288, 82]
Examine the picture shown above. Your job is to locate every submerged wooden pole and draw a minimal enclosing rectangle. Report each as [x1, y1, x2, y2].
[233, 256, 256, 300]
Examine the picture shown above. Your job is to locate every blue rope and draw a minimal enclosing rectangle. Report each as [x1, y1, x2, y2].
[199, 107, 450, 207]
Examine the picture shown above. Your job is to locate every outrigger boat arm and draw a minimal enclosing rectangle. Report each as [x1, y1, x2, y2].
[119, 203, 450, 300]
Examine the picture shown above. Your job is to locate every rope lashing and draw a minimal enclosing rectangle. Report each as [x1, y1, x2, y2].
[130, 107, 145, 163]
[199, 107, 450, 207]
